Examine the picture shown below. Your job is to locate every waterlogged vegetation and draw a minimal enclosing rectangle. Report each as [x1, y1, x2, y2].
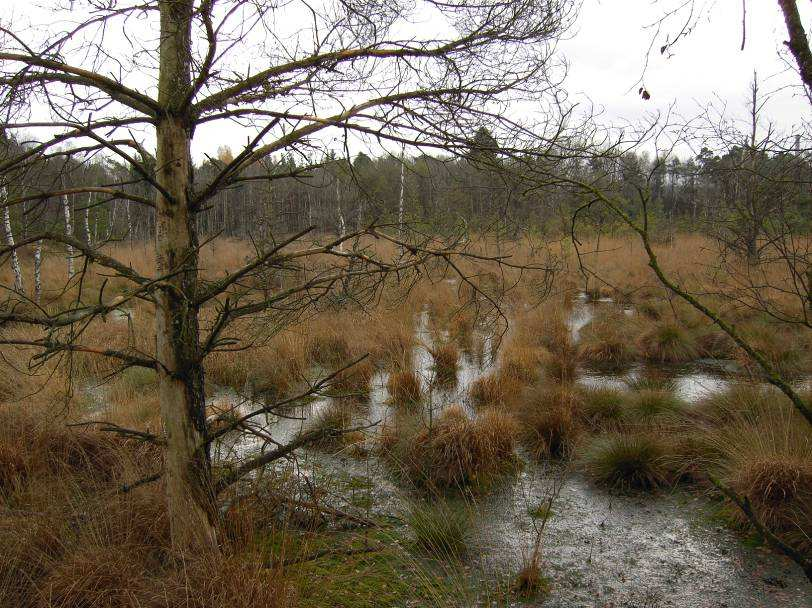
[1, 234, 810, 607]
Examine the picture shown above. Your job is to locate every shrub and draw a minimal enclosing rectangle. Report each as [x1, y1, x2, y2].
[637, 322, 698, 364]
[406, 500, 472, 558]
[581, 433, 673, 491]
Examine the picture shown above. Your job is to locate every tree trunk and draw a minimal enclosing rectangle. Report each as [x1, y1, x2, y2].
[33, 239, 41, 303]
[155, 0, 219, 554]
[398, 148, 405, 255]
[2, 189, 24, 293]
[84, 194, 92, 245]
[62, 194, 74, 277]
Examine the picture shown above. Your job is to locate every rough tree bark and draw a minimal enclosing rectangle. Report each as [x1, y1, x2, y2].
[777, 0, 812, 310]
[154, 0, 219, 554]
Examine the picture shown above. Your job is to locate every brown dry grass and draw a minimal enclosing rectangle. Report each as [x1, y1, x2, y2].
[379, 405, 518, 491]
[515, 385, 583, 458]
[430, 342, 459, 383]
[386, 369, 423, 406]
[0, 404, 296, 608]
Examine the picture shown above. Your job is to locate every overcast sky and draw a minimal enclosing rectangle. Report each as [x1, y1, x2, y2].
[3, 0, 811, 160]
[563, 0, 811, 135]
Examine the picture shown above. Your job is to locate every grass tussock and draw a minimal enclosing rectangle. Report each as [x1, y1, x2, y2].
[511, 561, 551, 600]
[736, 324, 810, 379]
[205, 336, 307, 398]
[303, 402, 356, 451]
[581, 432, 674, 491]
[637, 321, 699, 365]
[578, 316, 639, 371]
[308, 330, 352, 367]
[697, 395, 812, 553]
[579, 386, 626, 428]
[468, 374, 507, 407]
[386, 369, 422, 407]
[694, 328, 737, 359]
[498, 344, 543, 386]
[516, 385, 582, 458]
[540, 337, 580, 384]
[379, 405, 518, 491]
[430, 342, 459, 384]
[625, 389, 686, 421]
[405, 500, 472, 559]
[328, 357, 376, 399]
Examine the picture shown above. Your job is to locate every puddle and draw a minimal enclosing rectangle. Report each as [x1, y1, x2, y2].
[207, 300, 811, 606]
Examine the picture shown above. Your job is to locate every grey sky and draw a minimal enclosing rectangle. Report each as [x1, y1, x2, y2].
[563, 1, 811, 133]
[3, 0, 811, 161]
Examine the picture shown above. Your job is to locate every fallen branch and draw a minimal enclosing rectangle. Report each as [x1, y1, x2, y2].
[710, 475, 812, 582]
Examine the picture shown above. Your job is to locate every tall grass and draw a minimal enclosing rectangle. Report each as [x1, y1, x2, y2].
[379, 405, 518, 491]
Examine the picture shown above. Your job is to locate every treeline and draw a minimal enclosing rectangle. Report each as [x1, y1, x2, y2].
[2, 130, 811, 247]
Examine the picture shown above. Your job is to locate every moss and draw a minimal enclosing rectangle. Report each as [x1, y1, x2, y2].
[285, 527, 461, 608]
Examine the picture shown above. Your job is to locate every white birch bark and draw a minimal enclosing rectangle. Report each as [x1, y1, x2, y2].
[84, 193, 92, 244]
[336, 178, 345, 251]
[34, 240, 42, 303]
[125, 199, 132, 239]
[2, 188, 24, 293]
[62, 194, 74, 277]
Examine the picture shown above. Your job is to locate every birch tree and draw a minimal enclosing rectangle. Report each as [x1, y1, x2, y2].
[1, 187, 22, 292]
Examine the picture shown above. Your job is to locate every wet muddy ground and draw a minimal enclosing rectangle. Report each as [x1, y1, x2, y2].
[207, 301, 811, 607]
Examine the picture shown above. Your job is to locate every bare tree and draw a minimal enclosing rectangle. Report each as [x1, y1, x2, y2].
[0, 0, 573, 553]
